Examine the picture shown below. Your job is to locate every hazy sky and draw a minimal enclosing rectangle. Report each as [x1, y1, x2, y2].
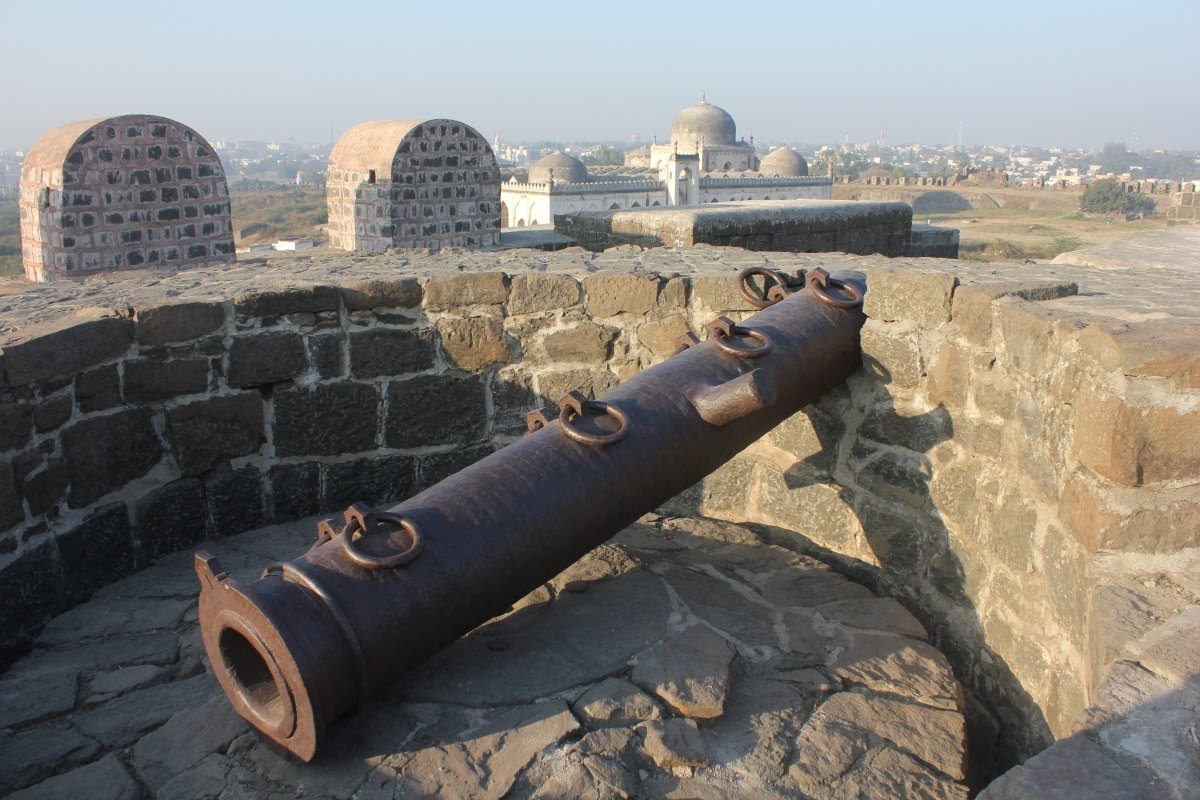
[1, 0, 1197, 152]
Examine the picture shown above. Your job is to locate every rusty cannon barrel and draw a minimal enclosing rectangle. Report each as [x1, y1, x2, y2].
[195, 267, 867, 760]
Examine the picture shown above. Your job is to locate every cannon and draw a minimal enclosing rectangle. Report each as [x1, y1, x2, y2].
[195, 267, 867, 760]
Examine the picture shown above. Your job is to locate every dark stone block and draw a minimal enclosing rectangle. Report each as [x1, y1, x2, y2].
[349, 329, 435, 379]
[418, 444, 496, 489]
[269, 463, 319, 522]
[204, 467, 263, 537]
[320, 455, 415, 512]
[0, 459, 24, 528]
[135, 479, 206, 560]
[21, 459, 68, 517]
[12, 451, 42, 485]
[0, 541, 64, 670]
[59, 503, 135, 604]
[124, 358, 209, 403]
[384, 374, 486, 448]
[61, 409, 163, 508]
[234, 286, 340, 318]
[135, 301, 226, 346]
[309, 333, 345, 379]
[491, 374, 538, 437]
[3, 317, 131, 388]
[165, 393, 263, 477]
[227, 332, 307, 387]
[75, 365, 121, 412]
[273, 383, 379, 457]
[0, 403, 33, 451]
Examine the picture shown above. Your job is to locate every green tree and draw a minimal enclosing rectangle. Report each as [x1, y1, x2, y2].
[1081, 178, 1155, 215]
[1098, 142, 1132, 175]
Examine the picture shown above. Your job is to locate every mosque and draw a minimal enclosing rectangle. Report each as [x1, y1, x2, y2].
[500, 99, 832, 228]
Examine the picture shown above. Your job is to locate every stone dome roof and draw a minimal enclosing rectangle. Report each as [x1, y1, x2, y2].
[528, 151, 588, 184]
[759, 147, 809, 177]
[670, 100, 736, 148]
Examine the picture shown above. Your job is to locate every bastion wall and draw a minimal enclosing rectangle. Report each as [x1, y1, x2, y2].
[0, 248, 1195, 788]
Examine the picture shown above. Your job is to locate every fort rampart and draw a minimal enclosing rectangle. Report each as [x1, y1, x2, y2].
[0, 245, 1195, 792]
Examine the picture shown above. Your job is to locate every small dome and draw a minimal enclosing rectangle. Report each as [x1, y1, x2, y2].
[759, 147, 809, 177]
[671, 101, 736, 148]
[528, 151, 588, 184]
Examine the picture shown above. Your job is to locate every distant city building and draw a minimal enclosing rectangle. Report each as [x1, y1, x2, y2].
[326, 119, 500, 252]
[500, 100, 830, 227]
[18, 114, 234, 282]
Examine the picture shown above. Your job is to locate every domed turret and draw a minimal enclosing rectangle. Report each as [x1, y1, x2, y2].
[670, 100, 736, 148]
[759, 147, 809, 177]
[528, 151, 589, 184]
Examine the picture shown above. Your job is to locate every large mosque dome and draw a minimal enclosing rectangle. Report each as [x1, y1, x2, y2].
[670, 100, 737, 148]
[528, 151, 589, 184]
[759, 147, 809, 177]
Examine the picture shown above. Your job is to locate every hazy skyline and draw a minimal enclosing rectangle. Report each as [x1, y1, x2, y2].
[1, 0, 1197, 153]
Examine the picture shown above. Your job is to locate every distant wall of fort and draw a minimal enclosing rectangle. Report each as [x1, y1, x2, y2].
[0, 257, 1193, 783]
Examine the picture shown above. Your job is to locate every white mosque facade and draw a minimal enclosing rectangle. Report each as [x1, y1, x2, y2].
[501, 100, 831, 228]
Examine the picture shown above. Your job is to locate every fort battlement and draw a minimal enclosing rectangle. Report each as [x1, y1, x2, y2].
[0, 235, 1195, 795]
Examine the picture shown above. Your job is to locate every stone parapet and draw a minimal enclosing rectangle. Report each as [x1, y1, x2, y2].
[555, 199, 914, 254]
[0, 241, 1195, 794]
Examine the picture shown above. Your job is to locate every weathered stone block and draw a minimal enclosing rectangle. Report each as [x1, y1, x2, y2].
[861, 321, 923, 389]
[583, 273, 660, 317]
[226, 332, 307, 387]
[859, 399, 950, 454]
[349, 329, 435, 379]
[490, 368, 538, 437]
[340, 278, 422, 310]
[689, 274, 758, 313]
[1060, 476, 1200, 552]
[135, 479, 207, 560]
[1074, 388, 1200, 486]
[124, 358, 209, 403]
[424, 273, 508, 311]
[385, 374, 485, 448]
[856, 449, 934, 510]
[508, 274, 579, 314]
[268, 463, 319, 522]
[987, 494, 1038, 573]
[308, 333, 345, 379]
[536, 368, 619, 404]
[135, 301, 226, 346]
[273, 382, 379, 457]
[0, 540, 63, 670]
[166, 393, 264, 477]
[0, 459, 23, 528]
[204, 467, 263, 537]
[62, 409, 162, 507]
[321, 455, 415, 511]
[864, 266, 957, 329]
[59, 503, 135, 604]
[542, 322, 616, 362]
[75, 365, 121, 412]
[438, 317, 510, 371]
[2, 315, 131, 387]
[925, 341, 969, 410]
[234, 285, 340, 318]
[636, 315, 690, 358]
[856, 499, 926, 575]
[21, 459, 68, 518]
[992, 298, 1067, 375]
[659, 276, 688, 308]
[1077, 318, 1200, 390]
[0, 403, 33, 451]
[32, 396, 72, 434]
[418, 444, 495, 489]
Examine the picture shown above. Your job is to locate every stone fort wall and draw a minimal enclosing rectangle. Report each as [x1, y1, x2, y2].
[0, 248, 1194, 789]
